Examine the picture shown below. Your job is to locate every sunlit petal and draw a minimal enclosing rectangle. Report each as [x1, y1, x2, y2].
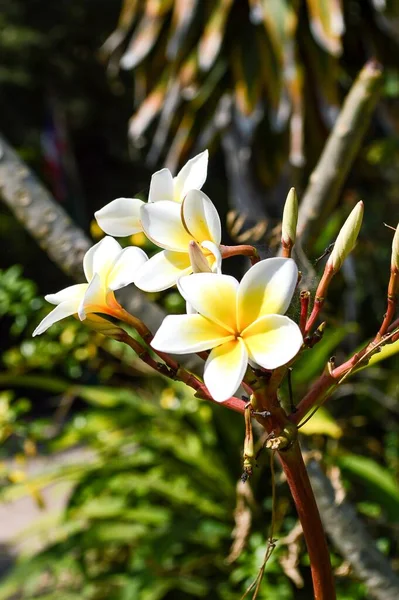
[45, 284, 88, 306]
[237, 258, 298, 330]
[140, 201, 193, 251]
[151, 314, 234, 354]
[78, 273, 107, 320]
[135, 250, 192, 292]
[95, 198, 144, 236]
[242, 315, 303, 369]
[182, 190, 221, 244]
[148, 168, 174, 203]
[83, 237, 122, 281]
[204, 339, 248, 402]
[177, 273, 238, 333]
[201, 240, 222, 273]
[107, 246, 148, 291]
[174, 150, 208, 200]
[32, 299, 81, 336]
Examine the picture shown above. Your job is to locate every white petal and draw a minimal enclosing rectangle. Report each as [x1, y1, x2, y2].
[45, 284, 88, 306]
[135, 250, 192, 292]
[83, 237, 122, 281]
[177, 273, 239, 333]
[32, 299, 81, 336]
[148, 168, 174, 203]
[140, 201, 193, 251]
[95, 198, 144, 236]
[174, 150, 208, 200]
[107, 246, 148, 291]
[181, 190, 221, 244]
[78, 273, 107, 320]
[201, 240, 222, 273]
[242, 314, 303, 369]
[151, 314, 234, 354]
[237, 258, 298, 331]
[204, 339, 248, 402]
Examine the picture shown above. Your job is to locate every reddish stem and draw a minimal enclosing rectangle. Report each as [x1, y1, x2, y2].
[220, 244, 260, 265]
[305, 267, 334, 335]
[120, 332, 246, 415]
[375, 268, 398, 340]
[290, 373, 336, 425]
[279, 443, 336, 599]
[299, 291, 310, 334]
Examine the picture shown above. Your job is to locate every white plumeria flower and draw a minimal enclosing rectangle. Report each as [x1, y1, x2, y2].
[135, 189, 222, 292]
[94, 150, 208, 237]
[33, 237, 148, 336]
[148, 149, 208, 203]
[151, 258, 303, 402]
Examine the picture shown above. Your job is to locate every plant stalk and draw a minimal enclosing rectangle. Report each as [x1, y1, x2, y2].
[279, 442, 336, 600]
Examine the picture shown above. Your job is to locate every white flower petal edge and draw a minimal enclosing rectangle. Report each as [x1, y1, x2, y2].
[45, 284, 88, 305]
[148, 168, 174, 203]
[151, 314, 234, 354]
[32, 298, 83, 337]
[174, 150, 208, 201]
[242, 315, 303, 370]
[107, 246, 148, 291]
[78, 273, 105, 320]
[201, 241, 222, 273]
[237, 257, 298, 330]
[204, 339, 248, 402]
[135, 250, 192, 292]
[95, 197, 144, 237]
[140, 201, 193, 252]
[181, 189, 221, 245]
[83, 237, 123, 281]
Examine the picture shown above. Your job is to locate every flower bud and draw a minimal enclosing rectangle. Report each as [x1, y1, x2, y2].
[84, 314, 125, 339]
[327, 201, 364, 272]
[391, 223, 399, 272]
[282, 187, 298, 246]
[188, 240, 212, 273]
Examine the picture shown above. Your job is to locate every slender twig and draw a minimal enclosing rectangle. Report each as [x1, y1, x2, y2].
[120, 331, 246, 415]
[305, 265, 334, 335]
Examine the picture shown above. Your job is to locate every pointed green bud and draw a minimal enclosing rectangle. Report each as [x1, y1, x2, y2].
[282, 187, 298, 246]
[327, 201, 364, 271]
[188, 240, 212, 273]
[391, 223, 399, 272]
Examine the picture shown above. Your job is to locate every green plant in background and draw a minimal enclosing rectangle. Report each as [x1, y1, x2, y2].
[0, 259, 398, 599]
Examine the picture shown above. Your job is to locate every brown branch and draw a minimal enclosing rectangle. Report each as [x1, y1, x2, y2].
[297, 60, 383, 249]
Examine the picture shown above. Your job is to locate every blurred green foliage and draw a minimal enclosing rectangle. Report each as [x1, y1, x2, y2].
[0, 266, 398, 599]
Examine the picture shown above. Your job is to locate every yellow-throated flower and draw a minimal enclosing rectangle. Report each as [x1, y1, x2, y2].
[94, 150, 208, 237]
[33, 237, 147, 336]
[134, 189, 221, 292]
[151, 258, 303, 401]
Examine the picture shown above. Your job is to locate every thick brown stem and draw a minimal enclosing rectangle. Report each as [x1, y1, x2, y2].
[279, 443, 336, 600]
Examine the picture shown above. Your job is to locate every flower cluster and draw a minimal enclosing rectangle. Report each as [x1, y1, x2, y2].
[34, 150, 305, 401]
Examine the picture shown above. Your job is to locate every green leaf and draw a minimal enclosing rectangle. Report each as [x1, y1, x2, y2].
[337, 454, 399, 523]
[299, 407, 342, 438]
